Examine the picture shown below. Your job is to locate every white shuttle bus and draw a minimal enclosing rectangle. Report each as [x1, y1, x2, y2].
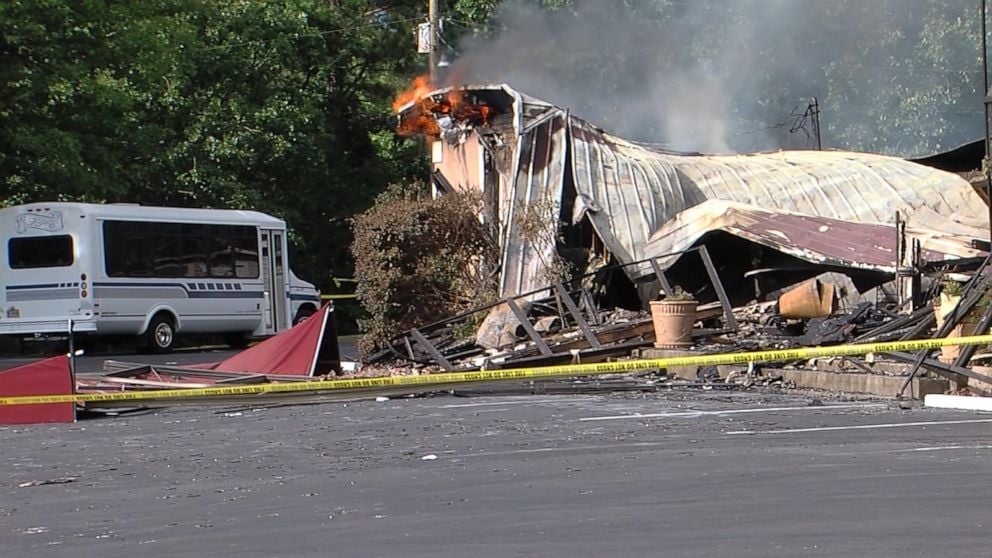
[0, 202, 321, 352]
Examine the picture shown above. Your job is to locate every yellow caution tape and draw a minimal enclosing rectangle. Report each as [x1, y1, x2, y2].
[321, 294, 358, 300]
[3, 334, 992, 406]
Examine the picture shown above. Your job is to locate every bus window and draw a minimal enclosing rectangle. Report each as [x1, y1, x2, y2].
[103, 220, 258, 279]
[9, 236, 74, 268]
[234, 248, 259, 278]
[209, 247, 235, 278]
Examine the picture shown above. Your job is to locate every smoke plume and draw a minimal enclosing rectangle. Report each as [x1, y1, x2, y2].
[448, 0, 983, 157]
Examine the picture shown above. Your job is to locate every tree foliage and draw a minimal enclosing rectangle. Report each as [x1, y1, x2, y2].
[0, 0, 428, 293]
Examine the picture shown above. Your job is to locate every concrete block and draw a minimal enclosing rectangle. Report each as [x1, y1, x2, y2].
[634, 347, 948, 398]
[638, 348, 698, 380]
[776, 368, 947, 399]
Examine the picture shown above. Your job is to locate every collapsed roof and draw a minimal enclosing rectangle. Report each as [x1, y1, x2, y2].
[396, 83, 988, 301]
[646, 198, 984, 272]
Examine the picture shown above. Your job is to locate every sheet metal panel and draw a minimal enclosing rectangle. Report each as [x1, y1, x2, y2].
[643, 200, 982, 279]
[499, 112, 568, 297]
[569, 119, 989, 280]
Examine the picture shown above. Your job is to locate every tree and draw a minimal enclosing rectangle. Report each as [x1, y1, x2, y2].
[1, 0, 430, 302]
[0, 0, 197, 203]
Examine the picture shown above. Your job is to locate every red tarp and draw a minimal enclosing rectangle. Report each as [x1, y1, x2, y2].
[210, 304, 340, 377]
[0, 355, 75, 425]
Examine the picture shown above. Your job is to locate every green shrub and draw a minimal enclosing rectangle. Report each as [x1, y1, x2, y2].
[351, 181, 499, 356]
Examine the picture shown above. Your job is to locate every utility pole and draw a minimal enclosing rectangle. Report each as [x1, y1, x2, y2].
[982, 0, 992, 247]
[429, 0, 440, 83]
[810, 97, 822, 151]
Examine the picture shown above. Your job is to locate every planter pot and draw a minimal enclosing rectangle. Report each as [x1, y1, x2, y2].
[934, 293, 979, 364]
[650, 300, 698, 349]
[778, 278, 834, 319]
[938, 321, 979, 364]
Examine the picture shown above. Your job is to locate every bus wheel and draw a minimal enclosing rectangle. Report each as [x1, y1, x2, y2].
[145, 314, 175, 354]
[293, 306, 316, 326]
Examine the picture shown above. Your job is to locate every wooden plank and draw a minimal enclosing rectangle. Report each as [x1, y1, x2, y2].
[92, 377, 212, 389]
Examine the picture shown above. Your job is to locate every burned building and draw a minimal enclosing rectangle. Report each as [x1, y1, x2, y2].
[395, 83, 987, 308]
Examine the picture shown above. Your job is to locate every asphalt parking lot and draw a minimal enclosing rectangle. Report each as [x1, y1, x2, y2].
[2, 388, 991, 557]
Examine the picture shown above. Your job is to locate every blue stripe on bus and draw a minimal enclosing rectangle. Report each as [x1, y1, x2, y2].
[188, 291, 264, 299]
[90, 282, 264, 299]
[93, 281, 193, 289]
[13, 282, 273, 299]
[6, 283, 64, 290]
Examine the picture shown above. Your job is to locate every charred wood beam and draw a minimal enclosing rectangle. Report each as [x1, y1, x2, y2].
[215, 374, 271, 385]
[649, 258, 673, 295]
[482, 319, 656, 365]
[409, 328, 455, 371]
[883, 351, 991, 387]
[482, 338, 651, 370]
[436, 346, 487, 362]
[856, 325, 923, 344]
[548, 319, 655, 353]
[431, 169, 456, 194]
[698, 245, 739, 332]
[853, 304, 932, 342]
[553, 289, 568, 328]
[101, 363, 154, 377]
[899, 255, 992, 396]
[555, 283, 602, 348]
[506, 298, 553, 356]
[899, 313, 936, 341]
[580, 288, 602, 326]
[841, 356, 876, 375]
[922, 256, 988, 271]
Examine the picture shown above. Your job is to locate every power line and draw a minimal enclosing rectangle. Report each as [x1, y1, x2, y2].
[202, 14, 426, 51]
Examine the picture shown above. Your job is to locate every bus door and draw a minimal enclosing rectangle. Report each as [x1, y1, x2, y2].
[259, 229, 288, 333]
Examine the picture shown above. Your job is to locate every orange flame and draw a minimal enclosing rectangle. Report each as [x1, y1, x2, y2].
[392, 75, 435, 113]
[393, 75, 496, 137]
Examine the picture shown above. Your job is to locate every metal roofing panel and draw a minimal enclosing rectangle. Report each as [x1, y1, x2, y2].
[642, 200, 982, 278]
[569, 119, 989, 279]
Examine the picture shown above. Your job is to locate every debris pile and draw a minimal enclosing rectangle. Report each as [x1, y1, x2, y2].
[363, 244, 992, 397]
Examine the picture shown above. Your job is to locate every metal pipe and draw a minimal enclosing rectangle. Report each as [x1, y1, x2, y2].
[983, 0, 992, 246]
[810, 97, 821, 150]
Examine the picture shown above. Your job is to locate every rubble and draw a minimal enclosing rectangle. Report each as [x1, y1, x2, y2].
[361, 245, 992, 399]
